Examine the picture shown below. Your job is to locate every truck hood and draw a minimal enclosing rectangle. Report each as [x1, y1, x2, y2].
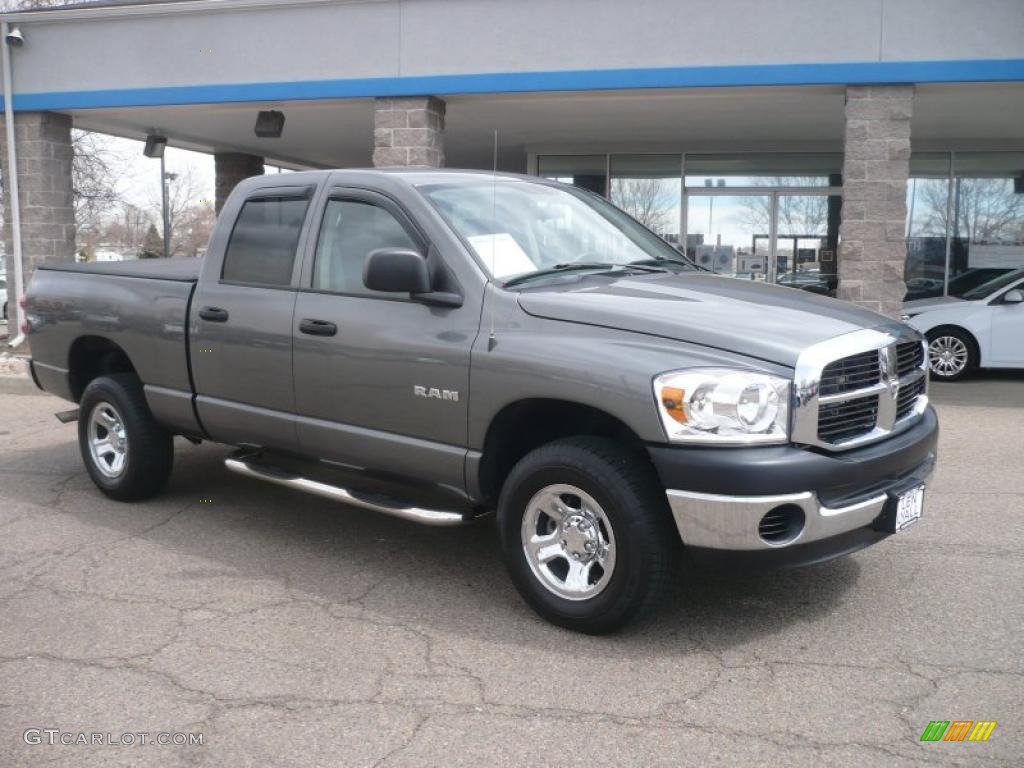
[515, 272, 899, 368]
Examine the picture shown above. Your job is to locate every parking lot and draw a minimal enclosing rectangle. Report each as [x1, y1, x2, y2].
[0, 373, 1021, 767]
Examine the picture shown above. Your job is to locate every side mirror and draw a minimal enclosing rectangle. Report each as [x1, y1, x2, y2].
[363, 248, 431, 294]
[1002, 289, 1024, 304]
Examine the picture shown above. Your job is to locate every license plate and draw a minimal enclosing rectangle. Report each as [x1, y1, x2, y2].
[894, 485, 925, 531]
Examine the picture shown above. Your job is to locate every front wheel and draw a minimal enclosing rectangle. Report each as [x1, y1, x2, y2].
[497, 437, 678, 634]
[926, 328, 977, 382]
[78, 374, 174, 501]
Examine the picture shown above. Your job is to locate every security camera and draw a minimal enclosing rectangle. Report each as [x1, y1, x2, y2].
[5, 27, 24, 47]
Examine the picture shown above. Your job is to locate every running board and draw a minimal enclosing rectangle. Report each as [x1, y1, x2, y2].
[224, 452, 469, 527]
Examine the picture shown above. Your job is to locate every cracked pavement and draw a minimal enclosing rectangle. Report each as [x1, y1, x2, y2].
[0, 377, 1021, 767]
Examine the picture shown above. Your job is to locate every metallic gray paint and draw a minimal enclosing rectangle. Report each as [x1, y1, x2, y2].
[25, 169, 931, 508]
[516, 272, 901, 368]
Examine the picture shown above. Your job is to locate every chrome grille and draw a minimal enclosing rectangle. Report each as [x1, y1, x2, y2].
[896, 375, 926, 421]
[819, 350, 881, 397]
[895, 341, 924, 377]
[793, 329, 929, 451]
[818, 393, 879, 442]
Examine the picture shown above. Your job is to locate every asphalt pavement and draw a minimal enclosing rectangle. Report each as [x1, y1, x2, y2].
[0, 374, 1021, 767]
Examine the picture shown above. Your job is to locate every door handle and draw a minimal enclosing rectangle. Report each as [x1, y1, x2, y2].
[299, 318, 338, 337]
[199, 306, 229, 322]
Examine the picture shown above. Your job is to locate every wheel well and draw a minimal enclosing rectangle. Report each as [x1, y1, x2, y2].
[68, 336, 137, 402]
[477, 399, 649, 505]
[925, 324, 980, 357]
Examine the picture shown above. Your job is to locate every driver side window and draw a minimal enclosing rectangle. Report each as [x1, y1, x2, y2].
[313, 199, 420, 296]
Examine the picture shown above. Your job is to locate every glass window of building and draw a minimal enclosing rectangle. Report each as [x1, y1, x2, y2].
[684, 154, 842, 293]
[905, 153, 952, 300]
[537, 155, 608, 196]
[905, 152, 1024, 300]
[608, 154, 681, 245]
[684, 153, 842, 188]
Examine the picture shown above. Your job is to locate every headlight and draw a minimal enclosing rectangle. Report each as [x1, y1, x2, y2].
[653, 368, 790, 445]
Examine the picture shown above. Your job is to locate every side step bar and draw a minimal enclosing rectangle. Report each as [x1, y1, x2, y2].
[224, 452, 469, 527]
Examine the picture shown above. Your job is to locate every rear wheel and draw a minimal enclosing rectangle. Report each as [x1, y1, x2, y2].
[497, 437, 677, 634]
[926, 327, 977, 382]
[78, 374, 174, 501]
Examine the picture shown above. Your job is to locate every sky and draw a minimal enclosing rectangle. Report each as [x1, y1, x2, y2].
[95, 133, 287, 216]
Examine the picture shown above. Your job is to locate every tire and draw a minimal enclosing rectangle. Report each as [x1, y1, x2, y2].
[78, 373, 174, 501]
[497, 436, 678, 634]
[926, 327, 977, 382]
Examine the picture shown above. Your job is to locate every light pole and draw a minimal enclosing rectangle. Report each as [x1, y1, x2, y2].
[143, 136, 171, 257]
[162, 169, 177, 258]
[704, 178, 725, 272]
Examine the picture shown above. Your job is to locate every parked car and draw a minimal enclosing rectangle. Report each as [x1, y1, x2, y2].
[777, 270, 836, 296]
[904, 267, 1012, 303]
[23, 170, 938, 633]
[904, 268, 1024, 381]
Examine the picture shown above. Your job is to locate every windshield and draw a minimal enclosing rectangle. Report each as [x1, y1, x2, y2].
[960, 269, 1024, 301]
[417, 179, 692, 283]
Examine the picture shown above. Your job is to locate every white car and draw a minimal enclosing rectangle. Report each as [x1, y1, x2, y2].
[904, 269, 1024, 381]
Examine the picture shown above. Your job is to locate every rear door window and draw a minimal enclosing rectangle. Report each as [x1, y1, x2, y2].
[222, 196, 310, 286]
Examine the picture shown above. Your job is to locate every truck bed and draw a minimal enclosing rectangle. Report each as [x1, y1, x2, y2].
[27, 263, 199, 435]
[37, 257, 201, 282]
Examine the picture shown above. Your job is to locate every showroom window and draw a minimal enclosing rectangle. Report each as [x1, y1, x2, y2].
[608, 154, 682, 245]
[536, 152, 843, 293]
[537, 155, 608, 196]
[905, 152, 1024, 300]
[683, 154, 842, 288]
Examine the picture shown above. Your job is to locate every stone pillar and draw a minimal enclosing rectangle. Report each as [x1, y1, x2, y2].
[0, 112, 76, 306]
[837, 85, 914, 318]
[214, 152, 264, 214]
[373, 96, 445, 168]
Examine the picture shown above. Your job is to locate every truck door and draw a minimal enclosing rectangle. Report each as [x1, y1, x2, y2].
[190, 183, 317, 450]
[291, 188, 476, 491]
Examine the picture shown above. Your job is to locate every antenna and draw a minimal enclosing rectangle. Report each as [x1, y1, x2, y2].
[487, 129, 498, 351]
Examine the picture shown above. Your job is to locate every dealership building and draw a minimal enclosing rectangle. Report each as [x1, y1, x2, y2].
[1, 0, 1023, 318]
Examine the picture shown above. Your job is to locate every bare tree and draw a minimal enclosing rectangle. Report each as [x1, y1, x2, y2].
[736, 177, 829, 237]
[610, 178, 676, 234]
[71, 130, 121, 235]
[151, 168, 211, 256]
[176, 202, 216, 258]
[914, 177, 1024, 244]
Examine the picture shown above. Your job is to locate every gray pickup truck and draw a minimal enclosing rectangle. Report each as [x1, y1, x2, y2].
[24, 169, 938, 633]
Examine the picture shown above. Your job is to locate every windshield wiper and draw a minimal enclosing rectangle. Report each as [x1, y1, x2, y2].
[632, 254, 709, 272]
[503, 261, 666, 288]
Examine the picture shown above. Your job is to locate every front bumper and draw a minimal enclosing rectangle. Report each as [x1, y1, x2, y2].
[649, 406, 938, 566]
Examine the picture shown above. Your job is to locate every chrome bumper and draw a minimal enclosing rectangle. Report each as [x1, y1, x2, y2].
[666, 472, 932, 552]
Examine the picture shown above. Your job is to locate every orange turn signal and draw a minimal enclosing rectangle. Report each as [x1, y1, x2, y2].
[660, 386, 687, 424]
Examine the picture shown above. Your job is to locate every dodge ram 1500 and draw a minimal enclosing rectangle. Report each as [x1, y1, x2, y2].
[24, 169, 938, 633]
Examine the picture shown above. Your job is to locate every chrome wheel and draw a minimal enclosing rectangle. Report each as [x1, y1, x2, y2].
[521, 484, 616, 601]
[929, 335, 969, 378]
[87, 401, 128, 478]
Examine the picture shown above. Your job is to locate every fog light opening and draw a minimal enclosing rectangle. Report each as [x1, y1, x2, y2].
[758, 504, 805, 546]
